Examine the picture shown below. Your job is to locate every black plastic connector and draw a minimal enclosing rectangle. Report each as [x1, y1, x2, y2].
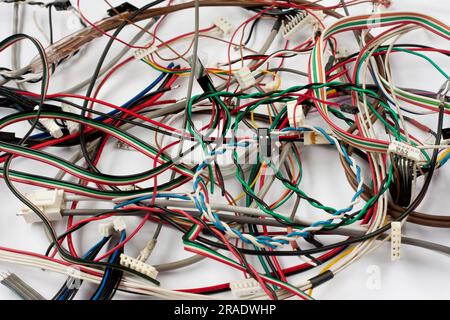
[52, 1, 72, 11]
[257, 128, 272, 159]
[107, 2, 138, 17]
[340, 103, 359, 115]
[442, 128, 450, 140]
[0, 132, 16, 143]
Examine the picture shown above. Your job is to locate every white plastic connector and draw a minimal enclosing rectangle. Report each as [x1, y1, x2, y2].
[61, 103, 79, 134]
[286, 100, 304, 127]
[113, 217, 127, 232]
[34, 106, 63, 138]
[133, 46, 158, 60]
[116, 140, 137, 152]
[263, 80, 278, 92]
[335, 47, 349, 59]
[119, 185, 136, 191]
[41, 118, 63, 138]
[391, 221, 402, 261]
[120, 254, 158, 279]
[214, 17, 233, 36]
[282, 11, 322, 40]
[229, 278, 262, 297]
[388, 141, 422, 162]
[304, 131, 332, 145]
[18, 189, 65, 224]
[98, 222, 114, 237]
[233, 67, 256, 89]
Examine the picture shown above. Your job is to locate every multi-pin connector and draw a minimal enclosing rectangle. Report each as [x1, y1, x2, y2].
[391, 221, 402, 261]
[229, 278, 262, 298]
[34, 107, 63, 138]
[61, 103, 79, 134]
[388, 141, 422, 162]
[286, 100, 305, 127]
[133, 46, 158, 60]
[113, 217, 127, 232]
[120, 254, 158, 279]
[18, 189, 65, 224]
[214, 17, 233, 36]
[233, 66, 256, 89]
[304, 131, 333, 145]
[282, 10, 323, 40]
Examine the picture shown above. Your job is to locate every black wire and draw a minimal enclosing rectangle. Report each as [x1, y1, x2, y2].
[78, 0, 165, 174]
[52, 236, 111, 300]
[48, 4, 54, 45]
[243, 17, 260, 46]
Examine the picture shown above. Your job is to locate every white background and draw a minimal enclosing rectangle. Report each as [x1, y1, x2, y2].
[0, 0, 449, 300]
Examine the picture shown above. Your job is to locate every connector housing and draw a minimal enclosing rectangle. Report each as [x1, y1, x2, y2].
[282, 11, 322, 40]
[113, 217, 127, 232]
[133, 46, 158, 60]
[98, 222, 114, 237]
[335, 47, 349, 59]
[53, 0, 72, 11]
[119, 185, 136, 191]
[391, 221, 401, 261]
[263, 80, 278, 92]
[120, 254, 158, 279]
[214, 17, 233, 35]
[233, 67, 256, 89]
[229, 278, 262, 297]
[107, 2, 138, 17]
[18, 189, 65, 224]
[304, 131, 332, 145]
[34, 106, 63, 138]
[388, 141, 422, 162]
[286, 100, 304, 127]
[61, 103, 79, 134]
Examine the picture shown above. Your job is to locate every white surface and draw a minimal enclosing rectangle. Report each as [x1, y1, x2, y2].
[0, 0, 449, 300]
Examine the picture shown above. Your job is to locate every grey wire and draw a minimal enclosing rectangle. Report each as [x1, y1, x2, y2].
[400, 237, 450, 256]
[0, 272, 46, 300]
[170, 0, 200, 167]
[154, 0, 201, 256]
[340, 0, 350, 16]
[127, 19, 281, 123]
[11, 2, 28, 91]
[60, 208, 450, 268]
[12, 3, 22, 70]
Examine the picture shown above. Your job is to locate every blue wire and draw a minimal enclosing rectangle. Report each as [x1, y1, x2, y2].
[56, 237, 109, 300]
[92, 231, 126, 300]
[30, 64, 173, 140]
[114, 193, 190, 209]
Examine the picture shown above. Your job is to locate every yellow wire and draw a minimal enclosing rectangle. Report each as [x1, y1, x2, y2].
[249, 111, 258, 128]
[307, 247, 354, 297]
[233, 163, 265, 202]
[143, 57, 242, 76]
[438, 149, 450, 164]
